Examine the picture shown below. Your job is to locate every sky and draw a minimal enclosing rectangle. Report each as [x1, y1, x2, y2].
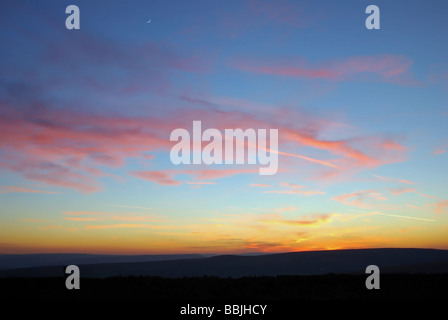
[0, 0, 447, 254]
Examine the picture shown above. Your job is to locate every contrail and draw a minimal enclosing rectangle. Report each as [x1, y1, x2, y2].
[375, 213, 435, 222]
[258, 146, 338, 168]
[275, 149, 339, 168]
[243, 141, 339, 169]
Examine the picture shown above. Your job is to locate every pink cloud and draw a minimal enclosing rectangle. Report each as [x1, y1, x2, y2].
[65, 217, 99, 222]
[381, 139, 407, 152]
[259, 213, 334, 226]
[416, 192, 438, 199]
[131, 171, 181, 186]
[85, 224, 158, 230]
[0, 104, 179, 192]
[373, 175, 415, 185]
[435, 200, 448, 214]
[0, 186, 58, 194]
[185, 181, 217, 185]
[131, 169, 259, 186]
[63, 211, 106, 216]
[180, 169, 260, 180]
[274, 149, 339, 168]
[433, 148, 446, 155]
[231, 54, 415, 84]
[61, 211, 164, 223]
[263, 190, 325, 196]
[280, 182, 303, 189]
[111, 216, 162, 222]
[284, 129, 377, 167]
[390, 187, 417, 195]
[0, 96, 409, 192]
[333, 190, 387, 209]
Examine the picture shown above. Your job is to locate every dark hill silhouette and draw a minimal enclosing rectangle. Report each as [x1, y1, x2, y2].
[1, 248, 447, 278]
[0, 253, 205, 271]
[381, 259, 448, 273]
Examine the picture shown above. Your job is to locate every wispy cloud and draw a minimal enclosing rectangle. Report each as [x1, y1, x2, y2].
[85, 224, 158, 230]
[111, 216, 162, 222]
[268, 148, 339, 168]
[64, 217, 99, 221]
[130, 171, 181, 186]
[434, 200, 448, 214]
[250, 183, 270, 187]
[259, 213, 335, 226]
[180, 169, 260, 180]
[333, 190, 387, 209]
[433, 148, 446, 155]
[254, 206, 300, 213]
[373, 175, 415, 184]
[63, 211, 106, 216]
[416, 192, 438, 199]
[62, 211, 164, 224]
[263, 190, 325, 195]
[390, 187, 417, 195]
[184, 181, 217, 185]
[0, 186, 58, 194]
[374, 213, 435, 222]
[0, 92, 408, 192]
[280, 182, 303, 189]
[231, 54, 415, 84]
[131, 169, 260, 186]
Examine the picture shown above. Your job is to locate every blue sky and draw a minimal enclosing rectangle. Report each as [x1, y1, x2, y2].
[0, 0, 447, 254]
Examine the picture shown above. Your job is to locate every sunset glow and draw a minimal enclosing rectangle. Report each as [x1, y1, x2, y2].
[1, 0, 447, 255]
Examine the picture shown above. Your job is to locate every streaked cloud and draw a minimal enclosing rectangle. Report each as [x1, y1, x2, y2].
[111, 216, 162, 222]
[269, 148, 339, 168]
[63, 211, 106, 216]
[130, 170, 181, 186]
[180, 169, 260, 180]
[0, 186, 58, 194]
[373, 175, 415, 184]
[231, 54, 415, 84]
[85, 224, 157, 230]
[184, 181, 217, 185]
[131, 169, 259, 185]
[333, 190, 387, 209]
[65, 217, 99, 222]
[390, 187, 417, 195]
[280, 182, 303, 189]
[434, 200, 448, 214]
[433, 147, 446, 155]
[259, 213, 335, 226]
[374, 213, 435, 222]
[263, 190, 325, 195]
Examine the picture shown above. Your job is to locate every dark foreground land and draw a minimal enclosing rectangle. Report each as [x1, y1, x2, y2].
[2, 248, 448, 278]
[2, 274, 448, 300]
